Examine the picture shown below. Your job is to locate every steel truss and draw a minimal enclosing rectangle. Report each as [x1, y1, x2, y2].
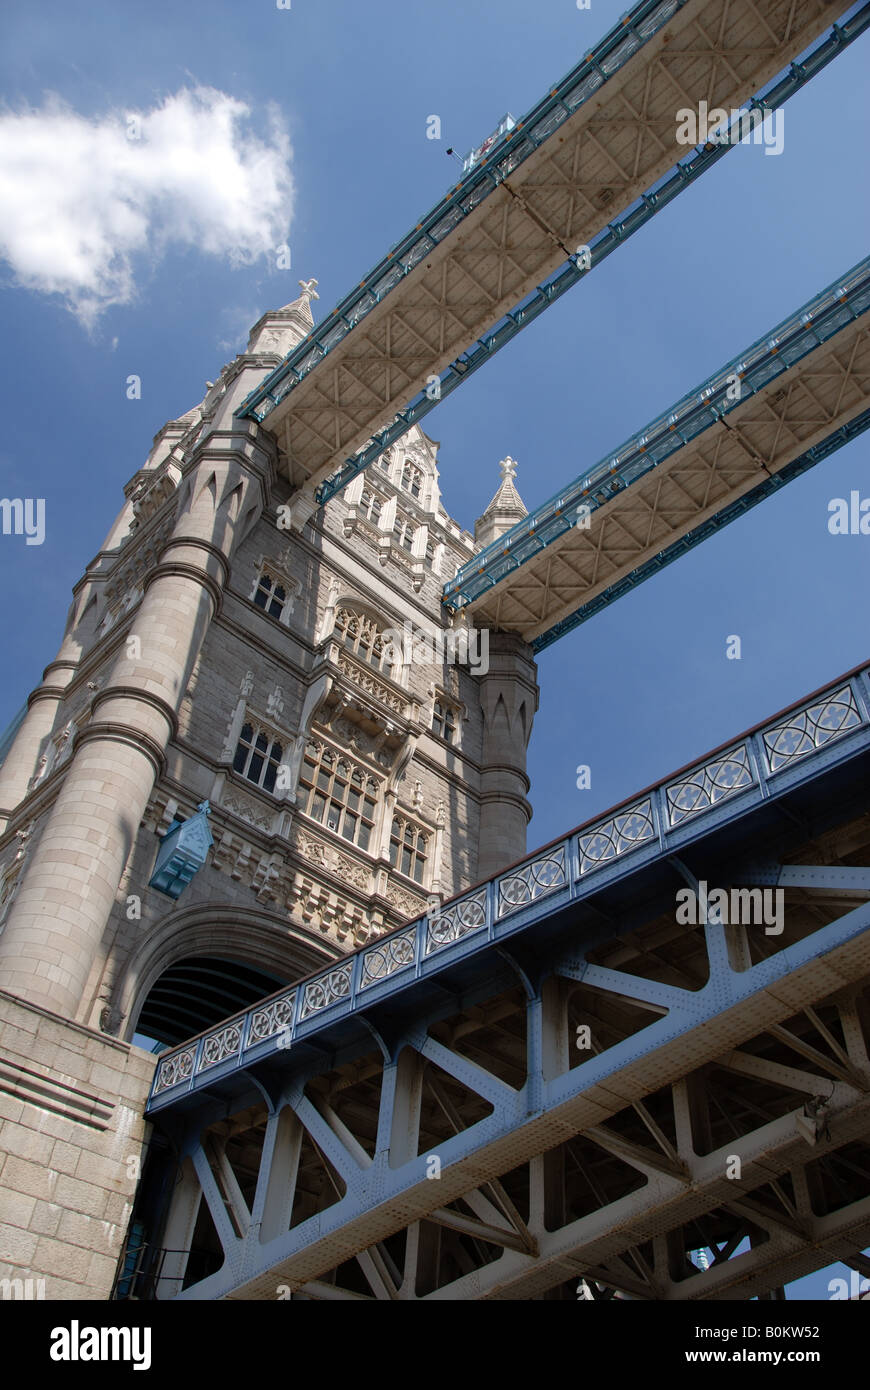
[236, 0, 865, 506]
[143, 664, 870, 1300]
[444, 256, 870, 644]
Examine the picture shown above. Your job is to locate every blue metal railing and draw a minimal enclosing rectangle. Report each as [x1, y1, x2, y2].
[146, 661, 870, 1112]
[442, 254, 870, 620]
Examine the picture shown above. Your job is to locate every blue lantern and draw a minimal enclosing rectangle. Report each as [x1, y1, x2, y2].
[148, 800, 214, 900]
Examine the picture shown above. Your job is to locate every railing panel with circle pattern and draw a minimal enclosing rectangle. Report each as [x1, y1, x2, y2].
[148, 669, 870, 1106]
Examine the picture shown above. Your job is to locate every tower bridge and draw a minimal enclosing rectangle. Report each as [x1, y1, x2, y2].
[143, 663, 870, 1300]
[0, 0, 868, 1307]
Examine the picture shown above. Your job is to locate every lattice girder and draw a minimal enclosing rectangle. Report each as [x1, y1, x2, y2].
[142, 667, 870, 1300]
[258, 0, 843, 492]
[463, 315, 870, 640]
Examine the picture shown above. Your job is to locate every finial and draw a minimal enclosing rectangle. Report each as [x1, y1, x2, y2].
[196, 800, 211, 816]
[499, 456, 517, 482]
[298, 278, 320, 301]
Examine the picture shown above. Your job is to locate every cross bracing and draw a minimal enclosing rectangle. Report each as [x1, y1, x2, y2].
[236, 0, 866, 509]
[139, 664, 870, 1300]
[444, 255, 870, 645]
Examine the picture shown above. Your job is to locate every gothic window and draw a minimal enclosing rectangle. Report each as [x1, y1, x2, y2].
[392, 516, 415, 552]
[299, 740, 379, 851]
[431, 699, 458, 744]
[252, 570, 287, 620]
[377, 454, 391, 475]
[335, 606, 391, 673]
[360, 490, 382, 525]
[424, 536, 436, 569]
[232, 721, 284, 795]
[401, 460, 423, 500]
[389, 815, 430, 885]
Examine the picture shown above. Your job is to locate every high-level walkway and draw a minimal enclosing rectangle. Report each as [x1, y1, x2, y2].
[238, 0, 868, 510]
[444, 256, 870, 648]
[142, 662, 870, 1300]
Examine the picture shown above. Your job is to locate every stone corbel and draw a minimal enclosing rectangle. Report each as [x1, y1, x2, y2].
[315, 576, 343, 645]
[281, 671, 332, 802]
[388, 733, 418, 792]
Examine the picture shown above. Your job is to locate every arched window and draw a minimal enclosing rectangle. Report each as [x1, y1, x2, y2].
[432, 699, 457, 744]
[424, 536, 436, 569]
[389, 815, 430, 885]
[360, 490, 382, 525]
[335, 606, 391, 673]
[253, 570, 287, 620]
[392, 516, 415, 552]
[232, 721, 284, 794]
[401, 460, 423, 500]
[298, 740, 379, 851]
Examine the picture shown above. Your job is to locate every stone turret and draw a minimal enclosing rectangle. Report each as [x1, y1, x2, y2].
[474, 456, 528, 549]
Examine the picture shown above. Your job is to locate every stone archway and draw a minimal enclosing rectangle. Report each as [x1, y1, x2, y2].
[119, 903, 341, 1045]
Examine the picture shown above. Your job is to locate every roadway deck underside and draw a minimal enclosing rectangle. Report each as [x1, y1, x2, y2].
[250, 0, 845, 495]
[146, 666, 870, 1300]
[448, 260, 870, 643]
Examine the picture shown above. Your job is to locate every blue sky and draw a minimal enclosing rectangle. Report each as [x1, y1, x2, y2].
[1, 0, 868, 1299]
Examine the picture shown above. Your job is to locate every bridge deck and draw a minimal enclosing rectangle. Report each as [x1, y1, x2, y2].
[444, 256, 870, 646]
[142, 664, 870, 1301]
[238, 0, 859, 503]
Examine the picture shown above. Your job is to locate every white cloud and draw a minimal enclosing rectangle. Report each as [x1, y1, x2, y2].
[0, 88, 294, 329]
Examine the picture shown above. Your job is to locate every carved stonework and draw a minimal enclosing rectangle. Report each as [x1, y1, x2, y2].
[288, 871, 372, 945]
[334, 648, 406, 714]
[330, 717, 393, 769]
[0, 820, 35, 926]
[385, 881, 427, 922]
[221, 789, 274, 833]
[128, 457, 181, 531]
[291, 824, 372, 893]
[267, 686, 286, 721]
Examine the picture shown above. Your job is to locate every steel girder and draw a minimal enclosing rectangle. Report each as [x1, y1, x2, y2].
[444, 256, 870, 643]
[147, 662, 870, 1117]
[143, 664, 870, 1300]
[150, 868, 870, 1301]
[237, 0, 860, 502]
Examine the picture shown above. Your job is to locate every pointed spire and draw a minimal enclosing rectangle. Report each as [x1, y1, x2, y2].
[246, 276, 319, 356]
[474, 456, 528, 548]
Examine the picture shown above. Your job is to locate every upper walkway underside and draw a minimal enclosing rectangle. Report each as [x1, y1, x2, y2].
[238, 0, 862, 505]
[444, 255, 870, 647]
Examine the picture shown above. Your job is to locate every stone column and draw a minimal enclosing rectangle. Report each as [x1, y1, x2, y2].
[477, 631, 539, 880]
[0, 428, 273, 1018]
[0, 647, 80, 834]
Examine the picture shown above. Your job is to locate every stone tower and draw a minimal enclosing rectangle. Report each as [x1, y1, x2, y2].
[0, 283, 539, 1299]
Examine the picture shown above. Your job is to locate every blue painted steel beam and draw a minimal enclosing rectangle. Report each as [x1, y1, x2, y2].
[147, 660, 870, 1116]
[237, 0, 693, 427]
[235, 3, 870, 512]
[442, 254, 870, 624]
[532, 406, 870, 652]
[169, 878, 870, 1300]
